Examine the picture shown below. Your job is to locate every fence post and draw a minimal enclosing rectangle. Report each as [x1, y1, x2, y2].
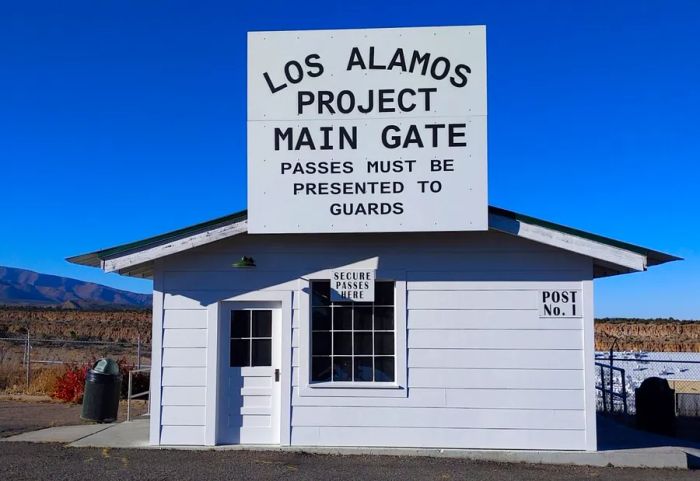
[25, 330, 31, 390]
[600, 364, 607, 413]
[137, 335, 141, 370]
[621, 372, 627, 415]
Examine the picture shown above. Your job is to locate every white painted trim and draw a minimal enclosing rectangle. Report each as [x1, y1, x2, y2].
[102, 220, 248, 273]
[204, 302, 220, 446]
[582, 279, 597, 451]
[150, 268, 164, 446]
[298, 271, 408, 398]
[489, 213, 647, 272]
[217, 290, 293, 446]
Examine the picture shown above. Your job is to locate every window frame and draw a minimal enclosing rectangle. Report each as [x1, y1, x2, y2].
[298, 271, 407, 398]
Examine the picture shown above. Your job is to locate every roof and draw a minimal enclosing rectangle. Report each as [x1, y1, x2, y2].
[67, 206, 680, 279]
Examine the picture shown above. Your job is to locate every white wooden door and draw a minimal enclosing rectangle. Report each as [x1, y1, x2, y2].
[220, 304, 281, 444]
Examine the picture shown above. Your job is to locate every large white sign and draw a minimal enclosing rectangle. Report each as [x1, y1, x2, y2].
[247, 26, 487, 233]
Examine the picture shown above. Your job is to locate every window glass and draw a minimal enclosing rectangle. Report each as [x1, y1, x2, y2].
[252, 310, 272, 337]
[230, 339, 249, 367]
[310, 281, 395, 383]
[333, 306, 353, 330]
[312, 357, 331, 382]
[251, 339, 271, 366]
[230, 309, 273, 367]
[333, 357, 352, 381]
[231, 310, 250, 338]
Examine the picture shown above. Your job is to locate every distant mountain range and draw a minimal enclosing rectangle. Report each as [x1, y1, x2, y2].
[0, 266, 151, 309]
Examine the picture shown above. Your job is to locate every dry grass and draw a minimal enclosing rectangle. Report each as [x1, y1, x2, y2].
[0, 365, 24, 392]
[0, 365, 67, 395]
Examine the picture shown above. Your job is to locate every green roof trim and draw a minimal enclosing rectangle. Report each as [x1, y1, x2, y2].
[67, 206, 680, 269]
[66, 209, 248, 266]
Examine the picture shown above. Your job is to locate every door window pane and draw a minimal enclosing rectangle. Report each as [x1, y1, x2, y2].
[231, 310, 250, 338]
[252, 310, 272, 337]
[251, 339, 271, 366]
[230, 339, 249, 367]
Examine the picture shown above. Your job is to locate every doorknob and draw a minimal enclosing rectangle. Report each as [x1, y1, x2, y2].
[274, 369, 280, 382]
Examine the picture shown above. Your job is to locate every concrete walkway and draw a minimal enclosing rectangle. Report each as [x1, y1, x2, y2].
[3, 415, 698, 469]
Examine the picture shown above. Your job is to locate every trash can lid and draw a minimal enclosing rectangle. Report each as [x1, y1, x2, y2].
[92, 358, 120, 375]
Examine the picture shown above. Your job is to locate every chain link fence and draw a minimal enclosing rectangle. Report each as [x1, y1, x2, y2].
[0, 332, 150, 391]
[595, 331, 700, 417]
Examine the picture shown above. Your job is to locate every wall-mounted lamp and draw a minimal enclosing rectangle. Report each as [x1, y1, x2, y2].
[232, 256, 256, 268]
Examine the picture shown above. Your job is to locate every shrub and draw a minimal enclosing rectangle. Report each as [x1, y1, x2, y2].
[51, 363, 89, 403]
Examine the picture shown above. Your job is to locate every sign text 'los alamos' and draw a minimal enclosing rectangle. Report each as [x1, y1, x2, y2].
[247, 26, 487, 233]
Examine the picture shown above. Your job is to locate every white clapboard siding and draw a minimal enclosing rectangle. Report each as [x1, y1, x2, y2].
[162, 329, 207, 348]
[161, 406, 206, 426]
[408, 329, 583, 350]
[160, 426, 206, 445]
[292, 406, 584, 430]
[445, 388, 585, 410]
[291, 426, 585, 450]
[408, 290, 536, 310]
[161, 387, 207, 406]
[164, 270, 298, 291]
[408, 280, 584, 290]
[292, 387, 445, 407]
[408, 349, 583, 370]
[163, 309, 207, 329]
[409, 368, 584, 390]
[161, 367, 207, 387]
[162, 348, 207, 367]
[407, 309, 583, 330]
[163, 293, 208, 310]
[291, 388, 585, 410]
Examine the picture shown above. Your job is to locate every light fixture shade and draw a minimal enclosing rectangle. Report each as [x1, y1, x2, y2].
[233, 256, 256, 268]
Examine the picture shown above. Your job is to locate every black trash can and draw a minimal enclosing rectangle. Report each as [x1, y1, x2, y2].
[81, 359, 122, 423]
[635, 377, 675, 435]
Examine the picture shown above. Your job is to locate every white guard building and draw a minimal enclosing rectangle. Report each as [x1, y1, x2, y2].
[68, 205, 677, 450]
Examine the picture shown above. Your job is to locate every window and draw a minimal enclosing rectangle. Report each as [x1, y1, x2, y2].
[310, 281, 395, 383]
[230, 309, 272, 367]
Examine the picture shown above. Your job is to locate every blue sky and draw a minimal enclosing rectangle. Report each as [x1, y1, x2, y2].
[0, 0, 698, 318]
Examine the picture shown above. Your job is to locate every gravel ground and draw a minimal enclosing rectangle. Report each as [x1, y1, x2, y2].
[0, 443, 697, 481]
[0, 398, 148, 437]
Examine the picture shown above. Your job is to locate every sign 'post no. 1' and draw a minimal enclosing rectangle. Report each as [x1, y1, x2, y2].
[247, 25, 487, 234]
